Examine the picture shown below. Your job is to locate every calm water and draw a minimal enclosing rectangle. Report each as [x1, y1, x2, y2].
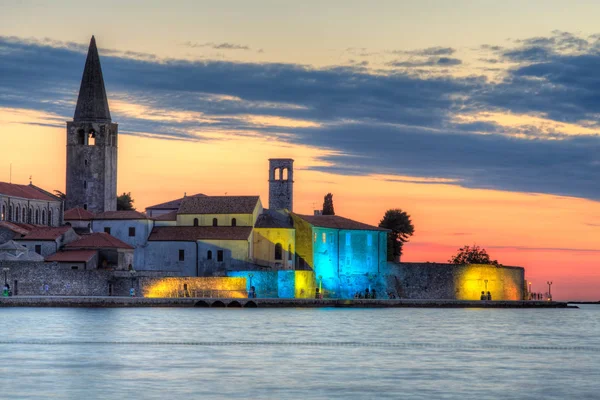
[0, 305, 599, 399]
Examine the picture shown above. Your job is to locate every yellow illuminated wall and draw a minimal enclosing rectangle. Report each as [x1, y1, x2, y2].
[290, 213, 314, 269]
[177, 201, 263, 227]
[141, 276, 247, 298]
[294, 270, 316, 299]
[253, 227, 295, 269]
[455, 264, 525, 300]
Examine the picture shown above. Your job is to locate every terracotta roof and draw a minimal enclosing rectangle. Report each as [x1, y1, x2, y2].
[178, 196, 260, 215]
[0, 221, 30, 236]
[64, 207, 94, 220]
[46, 250, 97, 263]
[293, 214, 389, 231]
[0, 181, 60, 202]
[19, 226, 73, 241]
[94, 210, 150, 220]
[65, 232, 134, 250]
[146, 193, 206, 210]
[148, 226, 253, 241]
[255, 210, 293, 228]
[154, 210, 177, 221]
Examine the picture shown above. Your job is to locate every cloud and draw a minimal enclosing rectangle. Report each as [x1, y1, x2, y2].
[184, 41, 251, 51]
[393, 46, 456, 56]
[1, 34, 600, 201]
[387, 57, 462, 67]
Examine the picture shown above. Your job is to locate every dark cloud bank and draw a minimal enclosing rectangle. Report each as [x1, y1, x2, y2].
[1, 33, 599, 200]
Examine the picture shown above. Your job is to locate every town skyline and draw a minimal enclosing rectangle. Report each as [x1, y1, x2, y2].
[1, 1, 600, 300]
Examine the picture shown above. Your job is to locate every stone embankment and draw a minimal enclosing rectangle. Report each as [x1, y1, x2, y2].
[0, 296, 574, 308]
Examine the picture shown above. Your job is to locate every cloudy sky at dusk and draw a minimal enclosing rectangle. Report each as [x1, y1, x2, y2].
[1, 0, 599, 300]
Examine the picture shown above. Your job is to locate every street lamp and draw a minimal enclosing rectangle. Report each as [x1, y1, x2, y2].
[129, 269, 136, 297]
[248, 273, 254, 298]
[2, 268, 8, 285]
[528, 282, 532, 300]
[547, 281, 553, 301]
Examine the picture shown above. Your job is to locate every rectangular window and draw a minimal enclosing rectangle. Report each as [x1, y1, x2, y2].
[345, 233, 351, 246]
[314, 232, 317, 243]
[71, 266, 79, 270]
[35, 245, 42, 254]
[367, 234, 373, 247]
[217, 250, 224, 262]
[179, 249, 185, 261]
[322, 232, 326, 243]
[128, 227, 136, 237]
[104, 227, 111, 235]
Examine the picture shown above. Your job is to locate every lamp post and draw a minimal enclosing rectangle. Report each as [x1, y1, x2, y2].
[248, 273, 254, 298]
[2, 268, 8, 297]
[129, 269, 136, 297]
[528, 282, 532, 300]
[547, 281, 553, 301]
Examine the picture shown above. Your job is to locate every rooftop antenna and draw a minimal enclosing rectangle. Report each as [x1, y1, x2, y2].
[29, 175, 32, 185]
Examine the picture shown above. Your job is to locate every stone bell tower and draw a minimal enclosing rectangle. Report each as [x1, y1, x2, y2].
[65, 36, 118, 213]
[268, 159, 294, 211]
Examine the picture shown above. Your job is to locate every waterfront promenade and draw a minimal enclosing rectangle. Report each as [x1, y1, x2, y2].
[0, 296, 573, 308]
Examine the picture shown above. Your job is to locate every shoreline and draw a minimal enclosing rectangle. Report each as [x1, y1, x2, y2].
[0, 296, 575, 308]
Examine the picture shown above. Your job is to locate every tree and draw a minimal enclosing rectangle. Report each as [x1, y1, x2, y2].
[379, 209, 414, 262]
[322, 193, 335, 215]
[54, 190, 66, 200]
[449, 245, 500, 265]
[117, 192, 135, 211]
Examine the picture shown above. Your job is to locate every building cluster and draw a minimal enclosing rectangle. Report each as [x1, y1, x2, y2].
[0, 37, 526, 300]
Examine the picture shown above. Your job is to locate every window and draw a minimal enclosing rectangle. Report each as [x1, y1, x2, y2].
[15, 206, 19, 222]
[35, 209, 39, 224]
[314, 232, 317, 243]
[179, 249, 185, 261]
[88, 131, 96, 146]
[346, 233, 351, 246]
[231, 218, 236, 227]
[207, 250, 212, 260]
[217, 250, 224, 262]
[35, 245, 41, 254]
[367, 234, 373, 247]
[212, 218, 218, 227]
[28, 208, 32, 223]
[71, 266, 79, 270]
[8, 205, 12, 221]
[282, 168, 288, 180]
[77, 129, 85, 145]
[104, 227, 111, 234]
[288, 244, 292, 261]
[193, 218, 199, 227]
[42, 210, 46, 225]
[1, 205, 5, 220]
[274, 243, 283, 260]
[322, 232, 326, 243]
[22, 208, 26, 222]
[84, 181, 87, 189]
[83, 204, 88, 210]
[84, 159, 88, 166]
[48, 210, 52, 225]
[128, 227, 136, 237]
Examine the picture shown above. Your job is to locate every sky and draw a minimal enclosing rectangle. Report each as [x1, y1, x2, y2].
[1, 0, 599, 300]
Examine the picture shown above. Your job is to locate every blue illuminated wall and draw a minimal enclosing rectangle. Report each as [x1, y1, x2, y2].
[226, 270, 316, 298]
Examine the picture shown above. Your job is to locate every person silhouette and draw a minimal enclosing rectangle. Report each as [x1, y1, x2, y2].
[480, 291, 486, 300]
[486, 291, 492, 301]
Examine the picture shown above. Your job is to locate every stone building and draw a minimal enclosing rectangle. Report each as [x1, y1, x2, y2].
[63, 232, 134, 270]
[145, 193, 206, 218]
[0, 181, 63, 227]
[63, 207, 94, 234]
[91, 210, 154, 270]
[65, 36, 118, 214]
[15, 226, 79, 258]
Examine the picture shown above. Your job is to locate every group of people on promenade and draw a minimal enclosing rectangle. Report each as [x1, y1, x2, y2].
[354, 288, 377, 299]
[480, 291, 493, 301]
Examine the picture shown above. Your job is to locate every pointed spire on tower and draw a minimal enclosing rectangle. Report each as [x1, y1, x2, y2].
[73, 36, 111, 122]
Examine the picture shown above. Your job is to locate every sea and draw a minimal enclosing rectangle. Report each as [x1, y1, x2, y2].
[0, 305, 599, 399]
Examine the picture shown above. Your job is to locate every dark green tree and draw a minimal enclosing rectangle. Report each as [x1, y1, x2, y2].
[322, 193, 335, 215]
[449, 245, 500, 265]
[379, 209, 414, 262]
[117, 192, 135, 211]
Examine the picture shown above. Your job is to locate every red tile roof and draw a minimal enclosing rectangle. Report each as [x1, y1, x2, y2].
[0, 181, 60, 202]
[293, 214, 389, 231]
[19, 226, 73, 241]
[94, 210, 150, 220]
[0, 221, 30, 236]
[65, 232, 134, 249]
[146, 193, 206, 210]
[148, 226, 253, 241]
[178, 196, 260, 215]
[64, 207, 95, 220]
[154, 210, 177, 221]
[46, 250, 97, 263]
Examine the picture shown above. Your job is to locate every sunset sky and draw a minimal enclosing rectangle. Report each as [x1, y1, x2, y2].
[1, 0, 599, 300]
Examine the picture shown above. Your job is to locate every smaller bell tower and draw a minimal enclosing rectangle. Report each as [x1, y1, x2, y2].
[65, 36, 118, 213]
[268, 159, 294, 211]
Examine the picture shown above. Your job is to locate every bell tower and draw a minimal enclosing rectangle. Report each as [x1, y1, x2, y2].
[65, 36, 118, 213]
[269, 159, 294, 211]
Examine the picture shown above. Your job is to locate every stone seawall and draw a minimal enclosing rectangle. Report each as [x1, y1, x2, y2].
[0, 296, 572, 308]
